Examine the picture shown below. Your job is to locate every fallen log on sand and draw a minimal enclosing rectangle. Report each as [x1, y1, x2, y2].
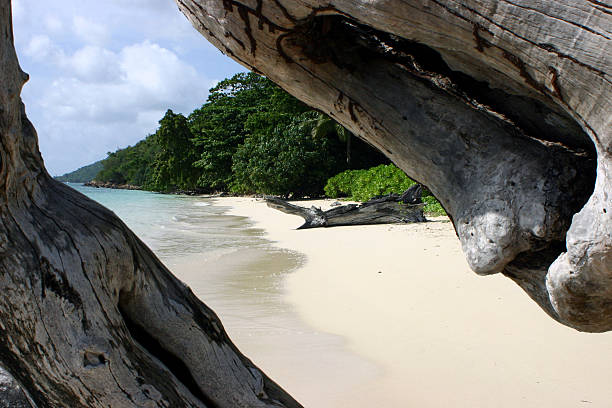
[266, 185, 426, 229]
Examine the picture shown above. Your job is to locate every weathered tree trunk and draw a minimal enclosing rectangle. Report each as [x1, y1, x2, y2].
[0, 3, 300, 407]
[175, 0, 611, 332]
[266, 185, 426, 228]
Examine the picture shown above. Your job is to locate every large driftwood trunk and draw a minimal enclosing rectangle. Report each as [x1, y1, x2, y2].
[176, 0, 611, 332]
[0, 3, 300, 407]
[266, 185, 426, 228]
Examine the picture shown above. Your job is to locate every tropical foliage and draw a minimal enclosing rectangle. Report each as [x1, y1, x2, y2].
[94, 72, 388, 196]
[91, 72, 445, 212]
[324, 164, 446, 215]
[231, 111, 346, 197]
[96, 137, 158, 186]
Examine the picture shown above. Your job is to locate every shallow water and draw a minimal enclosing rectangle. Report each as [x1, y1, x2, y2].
[69, 183, 263, 262]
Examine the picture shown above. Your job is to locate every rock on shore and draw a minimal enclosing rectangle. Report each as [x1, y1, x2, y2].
[83, 180, 141, 190]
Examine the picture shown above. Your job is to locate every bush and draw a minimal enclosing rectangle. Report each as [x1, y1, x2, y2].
[324, 164, 446, 215]
[422, 195, 446, 216]
[324, 164, 416, 201]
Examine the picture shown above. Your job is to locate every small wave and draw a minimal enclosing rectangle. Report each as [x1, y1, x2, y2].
[193, 202, 210, 207]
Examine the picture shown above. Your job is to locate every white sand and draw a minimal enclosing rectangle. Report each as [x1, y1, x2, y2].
[219, 197, 612, 408]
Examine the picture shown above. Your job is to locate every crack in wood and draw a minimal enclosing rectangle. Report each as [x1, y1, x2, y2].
[502, 49, 547, 94]
[549, 66, 563, 102]
[472, 23, 492, 53]
[238, 5, 257, 53]
[586, 0, 612, 8]
[273, 0, 297, 22]
[501, 0, 612, 40]
[225, 30, 245, 50]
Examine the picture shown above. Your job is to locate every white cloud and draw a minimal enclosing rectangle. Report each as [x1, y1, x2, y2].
[72, 15, 109, 45]
[30, 40, 214, 174]
[13, 0, 245, 175]
[120, 41, 206, 102]
[12, 0, 25, 22]
[38, 40, 211, 121]
[69, 46, 122, 83]
[24, 35, 62, 61]
[44, 15, 63, 33]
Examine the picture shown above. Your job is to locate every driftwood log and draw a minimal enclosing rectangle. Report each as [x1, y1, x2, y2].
[0, 0, 610, 407]
[266, 185, 426, 228]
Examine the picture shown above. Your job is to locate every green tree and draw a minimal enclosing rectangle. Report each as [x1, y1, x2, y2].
[146, 109, 200, 192]
[96, 136, 159, 186]
[190, 72, 292, 190]
[95, 71, 388, 196]
[306, 112, 388, 170]
[310, 112, 353, 165]
[231, 111, 346, 197]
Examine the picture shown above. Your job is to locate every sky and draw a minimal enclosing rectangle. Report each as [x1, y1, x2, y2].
[12, 0, 246, 176]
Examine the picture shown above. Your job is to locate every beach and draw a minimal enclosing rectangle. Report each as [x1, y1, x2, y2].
[213, 197, 612, 408]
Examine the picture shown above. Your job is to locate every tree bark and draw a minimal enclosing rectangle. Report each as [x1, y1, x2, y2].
[0, 3, 301, 407]
[265, 185, 426, 228]
[175, 0, 611, 332]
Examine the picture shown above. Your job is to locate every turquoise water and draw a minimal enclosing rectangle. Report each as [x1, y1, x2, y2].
[67, 183, 266, 265]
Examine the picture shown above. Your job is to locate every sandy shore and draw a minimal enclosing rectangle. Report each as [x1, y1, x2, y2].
[217, 197, 612, 408]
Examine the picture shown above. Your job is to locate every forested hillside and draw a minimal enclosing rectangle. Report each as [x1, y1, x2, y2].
[95, 72, 389, 197]
[55, 161, 103, 183]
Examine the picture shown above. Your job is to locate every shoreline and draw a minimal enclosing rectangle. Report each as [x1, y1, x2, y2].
[219, 196, 612, 408]
[167, 199, 380, 408]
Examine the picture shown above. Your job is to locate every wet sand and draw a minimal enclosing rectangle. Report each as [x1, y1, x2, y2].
[215, 197, 612, 408]
[169, 210, 379, 407]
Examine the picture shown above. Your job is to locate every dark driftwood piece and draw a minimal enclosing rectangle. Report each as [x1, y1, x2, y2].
[266, 185, 426, 229]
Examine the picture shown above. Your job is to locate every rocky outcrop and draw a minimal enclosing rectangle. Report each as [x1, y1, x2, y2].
[176, 0, 611, 332]
[83, 180, 142, 190]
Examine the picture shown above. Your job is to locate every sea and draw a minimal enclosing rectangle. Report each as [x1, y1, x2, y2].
[68, 183, 280, 265]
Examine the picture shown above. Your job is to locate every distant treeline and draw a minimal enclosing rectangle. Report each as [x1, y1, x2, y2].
[56, 161, 103, 183]
[94, 72, 389, 197]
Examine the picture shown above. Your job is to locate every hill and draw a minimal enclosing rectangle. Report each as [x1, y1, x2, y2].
[55, 161, 103, 183]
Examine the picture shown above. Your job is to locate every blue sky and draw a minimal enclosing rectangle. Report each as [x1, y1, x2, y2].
[12, 0, 245, 176]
